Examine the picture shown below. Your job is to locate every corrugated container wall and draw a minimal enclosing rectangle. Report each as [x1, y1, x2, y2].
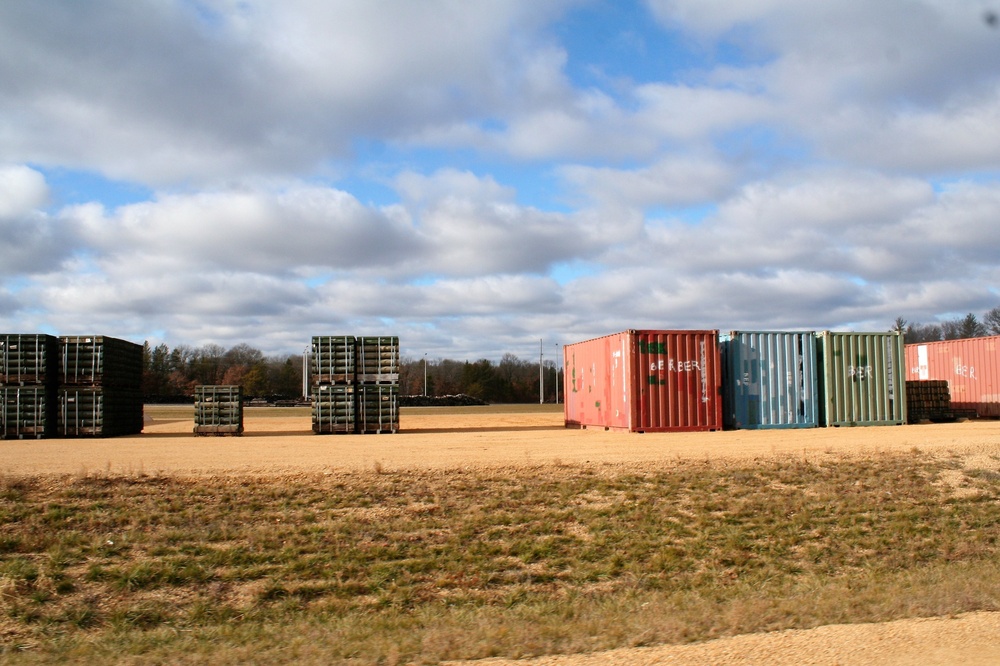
[721, 331, 819, 429]
[564, 330, 722, 432]
[817, 331, 906, 427]
[904, 336, 1000, 417]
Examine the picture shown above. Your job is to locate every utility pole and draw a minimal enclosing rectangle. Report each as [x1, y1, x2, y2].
[423, 353, 428, 397]
[539, 338, 544, 404]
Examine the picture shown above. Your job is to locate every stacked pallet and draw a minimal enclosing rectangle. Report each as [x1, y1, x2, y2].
[311, 336, 357, 434]
[905, 380, 954, 423]
[58, 336, 144, 437]
[193, 385, 244, 436]
[0, 334, 59, 439]
[310, 335, 399, 434]
[356, 337, 399, 434]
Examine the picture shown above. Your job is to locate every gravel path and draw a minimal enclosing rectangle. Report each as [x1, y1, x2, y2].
[447, 612, 1000, 665]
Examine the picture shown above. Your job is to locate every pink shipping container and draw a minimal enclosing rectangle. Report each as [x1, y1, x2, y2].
[563, 330, 723, 432]
[904, 336, 1000, 418]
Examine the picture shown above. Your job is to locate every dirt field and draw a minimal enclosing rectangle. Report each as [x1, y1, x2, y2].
[3, 405, 999, 477]
[4, 406, 1000, 664]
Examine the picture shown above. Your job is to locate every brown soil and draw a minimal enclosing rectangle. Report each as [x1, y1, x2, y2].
[4, 407, 1000, 664]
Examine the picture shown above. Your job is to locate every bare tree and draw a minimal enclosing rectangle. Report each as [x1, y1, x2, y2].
[984, 306, 1000, 336]
[902, 321, 942, 343]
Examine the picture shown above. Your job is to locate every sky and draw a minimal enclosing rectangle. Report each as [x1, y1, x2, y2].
[2, 0, 1000, 363]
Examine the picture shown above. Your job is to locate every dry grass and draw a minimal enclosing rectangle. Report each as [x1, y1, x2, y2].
[2, 447, 1000, 664]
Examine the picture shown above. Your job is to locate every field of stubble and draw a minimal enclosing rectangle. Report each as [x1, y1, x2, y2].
[2, 405, 1000, 665]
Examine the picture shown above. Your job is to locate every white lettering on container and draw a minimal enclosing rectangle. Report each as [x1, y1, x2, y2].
[848, 365, 873, 380]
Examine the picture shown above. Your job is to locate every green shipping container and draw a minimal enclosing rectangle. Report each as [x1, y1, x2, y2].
[817, 331, 906, 427]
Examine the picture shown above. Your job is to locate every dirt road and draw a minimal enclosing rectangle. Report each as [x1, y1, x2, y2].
[3, 406, 1000, 664]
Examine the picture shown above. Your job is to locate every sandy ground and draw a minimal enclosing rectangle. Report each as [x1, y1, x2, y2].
[2, 406, 998, 477]
[3, 406, 1000, 664]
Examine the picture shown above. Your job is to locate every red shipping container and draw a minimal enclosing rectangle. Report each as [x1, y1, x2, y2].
[563, 330, 723, 432]
[904, 336, 1000, 418]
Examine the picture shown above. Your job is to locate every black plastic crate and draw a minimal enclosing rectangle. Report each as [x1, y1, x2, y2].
[194, 385, 244, 435]
[355, 336, 400, 383]
[59, 336, 143, 389]
[1, 385, 57, 439]
[58, 387, 144, 437]
[311, 336, 356, 385]
[357, 384, 399, 434]
[311, 384, 355, 434]
[0, 334, 59, 386]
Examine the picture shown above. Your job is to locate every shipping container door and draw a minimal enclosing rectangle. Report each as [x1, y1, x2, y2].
[820, 332, 905, 426]
[636, 331, 721, 432]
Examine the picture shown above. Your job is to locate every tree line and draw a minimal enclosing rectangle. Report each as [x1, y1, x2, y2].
[141, 343, 562, 404]
[144, 308, 1000, 402]
[893, 306, 1000, 343]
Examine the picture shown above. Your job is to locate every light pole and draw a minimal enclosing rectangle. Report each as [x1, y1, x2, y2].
[554, 343, 560, 405]
[302, 346, 309, 399]
[539, 338, 544, 404]
[423, 353, 427, 397]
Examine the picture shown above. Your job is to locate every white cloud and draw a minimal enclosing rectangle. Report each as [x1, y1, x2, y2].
[560, 153, 738, 208]
[4, 2, 1000, 360]
[66, 186, 419, 276]
[0, 164, 48, 217]
[0, 165, 76, 276]
[0, 1, 578, 185]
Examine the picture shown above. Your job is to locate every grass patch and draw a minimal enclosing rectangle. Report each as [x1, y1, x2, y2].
[1, 451, 999, 663]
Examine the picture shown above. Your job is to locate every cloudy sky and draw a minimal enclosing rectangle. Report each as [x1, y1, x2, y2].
[3, 1, 1000, 362]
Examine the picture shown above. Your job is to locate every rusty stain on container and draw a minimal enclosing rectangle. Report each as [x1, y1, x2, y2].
[904, 335, 1000, 418]
[817, 331, 906, 427]
[563, 330, 722, 432]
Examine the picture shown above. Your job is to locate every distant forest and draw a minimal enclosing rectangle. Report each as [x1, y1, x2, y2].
[143, 307, 1000, 403]
[141, 343, 561, 404]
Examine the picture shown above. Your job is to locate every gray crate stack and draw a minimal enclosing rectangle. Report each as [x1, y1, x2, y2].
[356, 336, 399, 434]
[194, 385, 244, 435]
[0, 334, 59, 439]
[311, 336, 357, 433]
[58, 336, 144, 437]
[310, 335, 399, 434]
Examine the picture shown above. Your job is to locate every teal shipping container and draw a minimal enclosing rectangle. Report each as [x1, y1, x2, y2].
[721, 331, 819, 429]
[817, 331, 906, 427]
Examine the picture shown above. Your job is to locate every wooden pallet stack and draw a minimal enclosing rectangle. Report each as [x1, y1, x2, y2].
[0, 334, 59, 439]
[193, 385, 244, 436]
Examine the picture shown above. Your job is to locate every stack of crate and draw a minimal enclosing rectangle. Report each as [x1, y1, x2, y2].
[310, 335, 399, 434]
[193, 385, 244, 435]
[906, 380, 952, 423]
[58, 336, 144, 437]
[355, 336, 399, 434]
[0, 334, 59, 439]
[311, 336, 357, 433]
